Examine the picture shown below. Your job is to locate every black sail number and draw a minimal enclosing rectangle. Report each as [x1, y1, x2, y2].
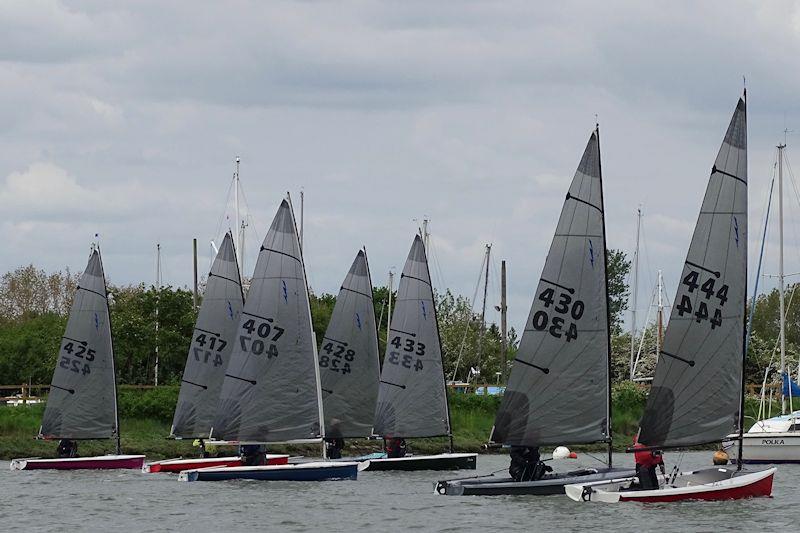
[319, 341, 354, 375]
[60, 340, 93, 376]
[239, 318, 283, 359]
[532, 285, 584, 342]
[388, 336, 424, 371]
[678, 269, 729, 329]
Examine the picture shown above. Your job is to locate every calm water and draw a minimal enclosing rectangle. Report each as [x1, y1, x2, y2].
[0, 452, 794, 532]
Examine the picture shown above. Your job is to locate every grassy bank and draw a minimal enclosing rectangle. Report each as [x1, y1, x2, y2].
[0, 383, 771, 460]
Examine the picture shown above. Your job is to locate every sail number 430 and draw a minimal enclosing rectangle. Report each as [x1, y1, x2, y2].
[532, 287, 584, 342]
[239, 318, 284, 358]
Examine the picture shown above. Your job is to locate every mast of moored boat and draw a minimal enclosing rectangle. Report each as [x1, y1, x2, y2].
[778, 142, 787, 414]
[596, 123, 613, 467]
[629, 208, 641, 380]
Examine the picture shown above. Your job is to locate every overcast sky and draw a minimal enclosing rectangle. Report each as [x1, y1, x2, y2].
[2, 1, 800, 333]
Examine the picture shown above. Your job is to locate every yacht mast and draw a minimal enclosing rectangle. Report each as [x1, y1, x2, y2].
[629, 207, 642, 380]
[656, 269, 664, 356]
[779, 143, 787, 414]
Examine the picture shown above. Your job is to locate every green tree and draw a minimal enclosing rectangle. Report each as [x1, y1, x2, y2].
[607, 249, 631, 335]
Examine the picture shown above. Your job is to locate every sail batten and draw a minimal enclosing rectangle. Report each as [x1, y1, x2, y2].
[171, 232, 244, 439]
[319, 250, 381, 438]
[212, 199, 322, 442]
[492, 131, 610, 447]
[638, 98, 747, 448]
[373, 236, 450, 438]
[40, 249, 117, 440]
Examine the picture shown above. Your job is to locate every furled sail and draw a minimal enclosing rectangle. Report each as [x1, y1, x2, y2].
[40, 249, 118, 440]
[492, 130, 610, 446]
[319, 250, 380, 438]
[374, 236, 450, 438]
[212, 199, 323, 442]
[171, 232, 244, 438]
[639, 98, 747, 448]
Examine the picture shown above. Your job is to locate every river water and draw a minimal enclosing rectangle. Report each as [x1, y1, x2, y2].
[0, 452, 793, 532]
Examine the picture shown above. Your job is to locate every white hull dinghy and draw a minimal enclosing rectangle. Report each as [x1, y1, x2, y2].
[565, 467, 775, 503]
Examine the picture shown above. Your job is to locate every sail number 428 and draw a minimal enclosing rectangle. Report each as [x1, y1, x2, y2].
[319, 342, 355, 374]
[532, 287, 584, 342]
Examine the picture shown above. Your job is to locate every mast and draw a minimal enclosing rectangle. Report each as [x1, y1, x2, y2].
[192, 238, 199, 312]
[154, 243, 161, 387]
[101, 246, 122, 455]
[629, 208, 642, 380]
[500, 260, 508, 383]
[737, 91, 749, 470]
[596, 124, 613, 467]
[387, 270, 394, 341]
[779, 142, 787, 414]
[300, 189, 304, 254]
[476, 244, 491, 380]
[656, 270, 664, 355]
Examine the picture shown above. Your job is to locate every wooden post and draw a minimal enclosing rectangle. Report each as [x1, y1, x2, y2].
[500, 260, 508, 383]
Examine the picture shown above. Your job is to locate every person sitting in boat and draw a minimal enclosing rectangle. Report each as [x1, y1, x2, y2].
[57, 439, 78, 458]
[325, 438, 345, 459]
[385, 437, 407, 458]
[633, 436, 665, 490]
[239, 444, 267, 466]
[508, 446, 551, 481]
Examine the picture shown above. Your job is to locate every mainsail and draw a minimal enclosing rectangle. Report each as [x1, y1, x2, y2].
[212, 198, 323, 442]
[639, 98, 747, 448]
[374, 236, 450, 438]
[171, 232, 244, 438]
[319, 250, 380, 438]
[492, 130, 610, 446]
[40, 249, 118, 440]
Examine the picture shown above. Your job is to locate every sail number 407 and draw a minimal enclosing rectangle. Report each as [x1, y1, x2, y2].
[532, 287, 584, 342]
[239, 318, 284, 358]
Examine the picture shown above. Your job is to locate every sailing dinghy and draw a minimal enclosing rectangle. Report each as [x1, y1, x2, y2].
[437, 128, 635, 495]
[179, 198, 357, 482]
[143, 232, 288, 473]
[317, 249, 382, 460]
[11, 248, 145, 471]
[361, 235, 477, 472]
[566, 96, 777, 503]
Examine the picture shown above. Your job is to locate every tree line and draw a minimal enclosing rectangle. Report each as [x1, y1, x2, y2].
[0, 250, 633, 386]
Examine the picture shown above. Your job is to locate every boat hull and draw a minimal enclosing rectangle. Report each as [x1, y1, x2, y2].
[565, 467, 775, 503]
[723, 433, 800, 464]
[10, 454, 146, 471]
[358, 453, 477, 472]
[178, 461, 359, 482]
[435, 467, 636, 496]
[143, 454, 289, 473]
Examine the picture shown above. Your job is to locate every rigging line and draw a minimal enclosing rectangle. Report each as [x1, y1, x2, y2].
[450, 249, 487, 382]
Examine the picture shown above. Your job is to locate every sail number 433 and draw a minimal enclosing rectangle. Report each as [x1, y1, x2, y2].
[387, 336, 424, 371]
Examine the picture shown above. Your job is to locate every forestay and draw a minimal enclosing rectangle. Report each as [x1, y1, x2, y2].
[374, 236, 450, 438]
[171, 232, 244, 438]
[492, 131, 610, 446]
[40, 249, 118, 440]
[319, 250, 380, 438]
[639, 98, 747, 448]
[212, 199, 323, 442]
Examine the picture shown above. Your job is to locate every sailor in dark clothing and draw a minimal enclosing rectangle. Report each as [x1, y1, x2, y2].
[57, 439, 78, 458]
[325, 438, 345, 459]
[385, 437, 407, 458]
[509, 446, 551, 481]
[239, 444, 267, 466]
[633, 437, 665, 490]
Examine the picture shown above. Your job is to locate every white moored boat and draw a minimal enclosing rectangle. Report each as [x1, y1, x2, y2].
[723, 412, 800, 464]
